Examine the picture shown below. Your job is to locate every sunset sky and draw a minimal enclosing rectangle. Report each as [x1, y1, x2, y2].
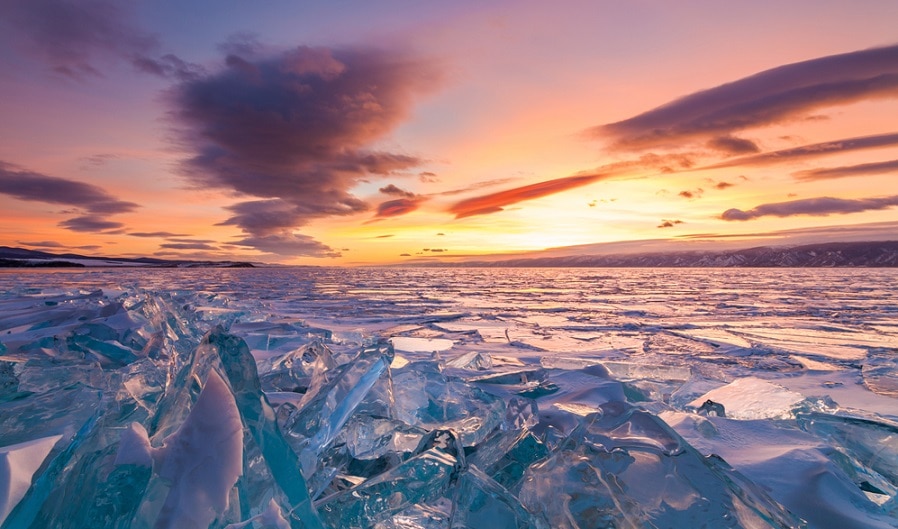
[1, 1, 897, 265]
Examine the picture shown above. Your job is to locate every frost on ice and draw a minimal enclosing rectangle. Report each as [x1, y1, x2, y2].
[0, 275, 896, 528]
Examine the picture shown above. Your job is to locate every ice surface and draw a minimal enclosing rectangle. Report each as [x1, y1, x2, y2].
[688, 377, 806, 420]
[0, 267, 896, 528]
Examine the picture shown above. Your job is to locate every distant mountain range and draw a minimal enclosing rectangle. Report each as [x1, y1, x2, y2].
[0, 246, 255, 268]
[442, 241, 898, 267]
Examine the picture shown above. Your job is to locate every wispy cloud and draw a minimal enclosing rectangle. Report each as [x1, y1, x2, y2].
[0, 161, 137, 232]
[379, 184, 416, 198]
[792, 159, 898, 181]
[129, 231, 191, 238]
[59, 215, 125, 232]
[449, 173, 611, 218]
[374, 197, 425, 219]
[19, 240, 64, 248]
[592, 45, 898, 150]
[657, 219, 683, 228]
[230, 233, 340, 258]
[159, 242, 220, 251]
[0, 0, 200, 79]
[704, 132, 898, 170]
[721, 195, 898, 221]
[706, 136, 760, 155]
[172, 45, 439, 256]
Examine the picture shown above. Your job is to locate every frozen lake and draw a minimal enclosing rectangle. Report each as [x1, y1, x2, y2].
[1, 267, 896, 528]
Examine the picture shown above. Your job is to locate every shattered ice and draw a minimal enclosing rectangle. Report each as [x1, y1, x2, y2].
[0, 268, 896, 528]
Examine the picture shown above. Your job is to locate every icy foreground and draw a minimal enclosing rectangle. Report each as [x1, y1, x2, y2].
[0, 268, 897, 528]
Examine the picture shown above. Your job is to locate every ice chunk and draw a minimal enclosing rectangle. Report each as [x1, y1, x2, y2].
[392, 370, 505, 447]
[689, 377, 805, 420]
[278, 342, 393, 477]
[862, 348, 898, 398]
[450, 465, 549, 528]
[798, 412, 898, 492]
[666, 411, 897, 529]
[316, 432, 464, 527]
[200, 328, 326, 529]
[390, 336, 454, 353]
[151, 370, 243, 529]
[0, 435, 62, 525]
[520, 404, 803, 528]
[444, 351, 492, 370]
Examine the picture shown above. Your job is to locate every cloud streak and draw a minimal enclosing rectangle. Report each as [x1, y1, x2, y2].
[374, 197, 425, 219]
[704, 132, 898, 170]
[171, 45, 438, 255]
[721, 195, 898, 221]
[593, 45, 898, 150]
[792, 159, 898, 181]
[449, 173, 611, 218]
[0, 161, 137, 232]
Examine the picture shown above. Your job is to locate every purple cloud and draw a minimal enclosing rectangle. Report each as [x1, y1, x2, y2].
[59, 215, 125, 232]
[0, 161, 137, 232]
[792, 159, 898, 181]
[0, 0, 200, 79]
[129, 231, 191, 238]
[374, 197, 425, 218]
[171, 45, 438, 255]
[231, 233, 340, 258]
[721, 195, 898, 221]
[159, 242, 220, 251]
[19, 241, 64, 248]
[379, 184, 416, 198]
[593, 45, 898, 150]
[707, 136, 760, 155]
[704, 132, 898, 170]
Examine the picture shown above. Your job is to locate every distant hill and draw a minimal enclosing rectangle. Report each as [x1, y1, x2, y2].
[0, 246, 256, 268]
[439, 241, 898, 267]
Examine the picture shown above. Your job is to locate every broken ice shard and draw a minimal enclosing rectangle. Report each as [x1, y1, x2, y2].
[316, 430, 465, 528]
[278, 341, 394, 479]
[392, 369, 505, 447]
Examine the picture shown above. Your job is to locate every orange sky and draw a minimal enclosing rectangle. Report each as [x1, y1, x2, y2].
[1, 1, 897, 265]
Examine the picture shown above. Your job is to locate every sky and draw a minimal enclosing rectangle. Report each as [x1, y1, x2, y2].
[1, 0, 897, 265]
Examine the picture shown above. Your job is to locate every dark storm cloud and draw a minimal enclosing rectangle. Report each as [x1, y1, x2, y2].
[0, 0, 200, 79]
[707, 136, 760, 155]
[704, 132, 898, 170]
[792, 159, 898, 181]
[721, 195, 898, 221]
[171, 45, 438, 255]
[592, 45, 898, 150]
[59, 215, 124, 232]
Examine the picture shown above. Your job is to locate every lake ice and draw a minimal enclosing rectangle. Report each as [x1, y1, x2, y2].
[0, 267, 896, 528]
